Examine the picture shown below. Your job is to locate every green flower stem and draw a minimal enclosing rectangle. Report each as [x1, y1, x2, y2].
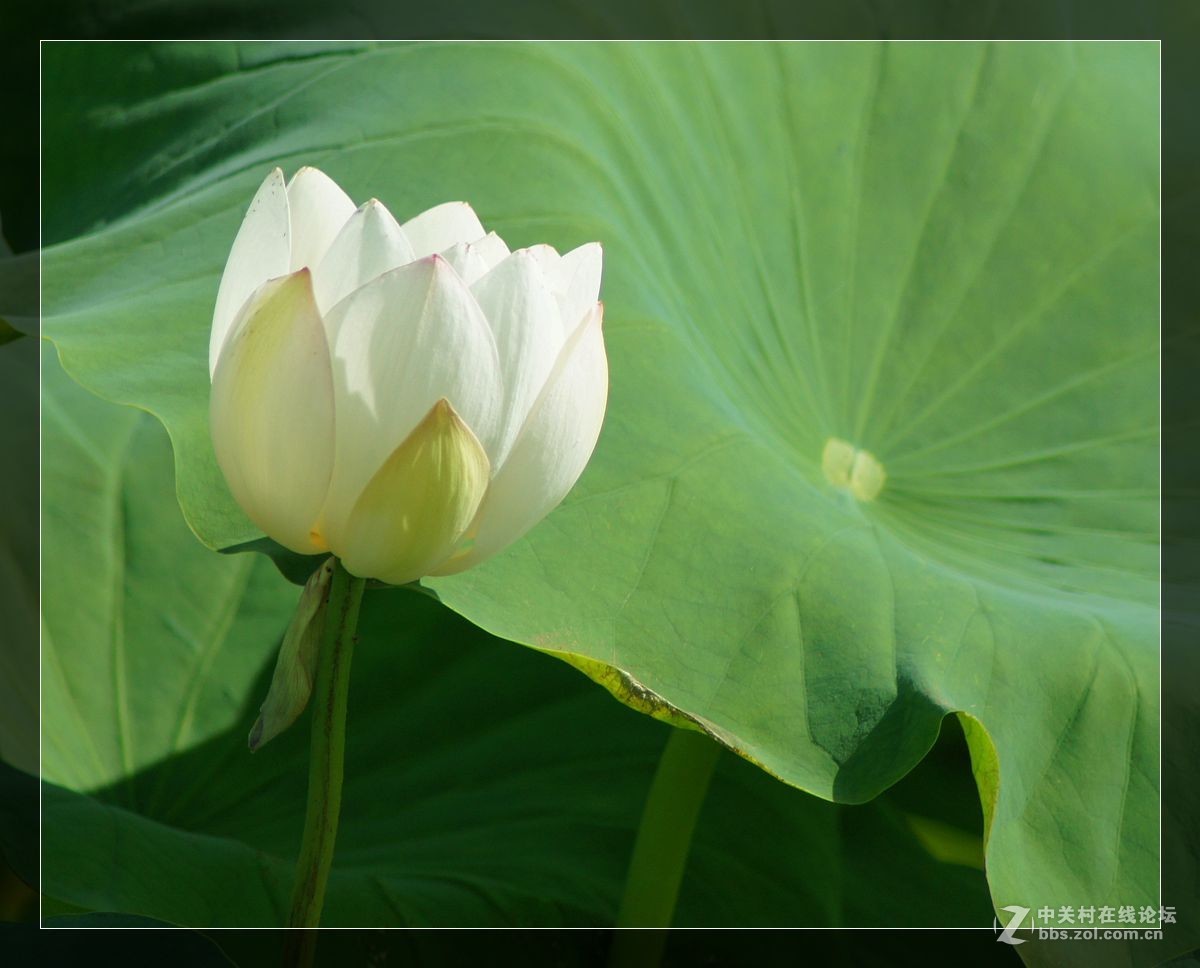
[610, 726, 721, 967]
[282, 557, 366, 965]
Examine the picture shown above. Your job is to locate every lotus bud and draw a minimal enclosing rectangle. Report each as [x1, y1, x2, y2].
[209, 167, 608, 585]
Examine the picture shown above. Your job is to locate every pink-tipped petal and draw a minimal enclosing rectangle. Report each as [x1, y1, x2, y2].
[320, 256, 503, 546]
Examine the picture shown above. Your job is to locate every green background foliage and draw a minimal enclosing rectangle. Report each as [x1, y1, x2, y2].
[23, 37, 1173, 962]
[35, 351, 993, 936]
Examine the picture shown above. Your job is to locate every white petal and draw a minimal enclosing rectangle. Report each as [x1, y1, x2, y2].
[335, 398, 490, 586]
[552, 242, 603, 334]
[400, 201, 486, 258]
[312, 199, 416, 314]
[210, 270, 335, 555]
[319, 255, 503, 542]
[210, 168, 290, 378]
[286, 167, 357, 272]
[524, 243, 561, 279]
[472, 232, 511, 273]
[433, 302, 608, 574]
[439, 241, 491, 287]
[440, 231, 512, 286]
[469, 250, 566, 467]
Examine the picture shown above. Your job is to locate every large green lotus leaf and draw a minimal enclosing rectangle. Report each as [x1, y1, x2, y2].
[41, 41, 1159, 924]
[34, 350, 993, 929]
[39, 351, 296, 793]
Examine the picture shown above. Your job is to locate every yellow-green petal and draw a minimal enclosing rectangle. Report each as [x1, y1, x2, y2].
[210, 269, 335, 555]
[333, 398, 490, 585]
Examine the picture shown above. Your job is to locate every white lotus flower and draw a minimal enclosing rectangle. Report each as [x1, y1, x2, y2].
[209, 166, 607, 585]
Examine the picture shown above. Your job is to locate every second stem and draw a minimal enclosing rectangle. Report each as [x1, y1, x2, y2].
[610, 725, 721, 967]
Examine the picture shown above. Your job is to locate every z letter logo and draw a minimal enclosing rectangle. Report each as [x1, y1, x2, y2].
[996, 905, 1030, 945]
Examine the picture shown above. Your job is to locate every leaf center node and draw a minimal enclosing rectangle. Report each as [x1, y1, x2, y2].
[821, 438, 886, 502]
